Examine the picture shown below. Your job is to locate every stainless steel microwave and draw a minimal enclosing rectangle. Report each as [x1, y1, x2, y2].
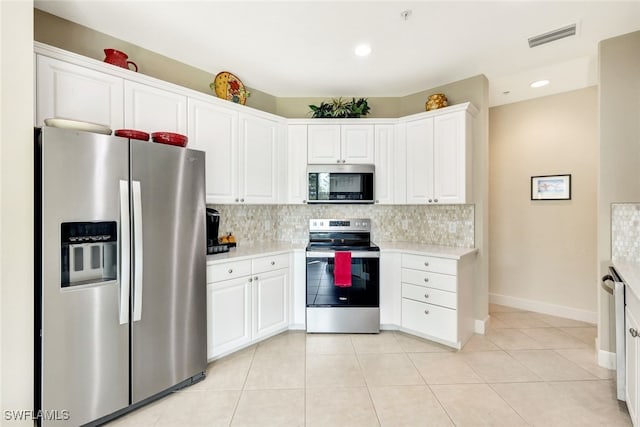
[307, 164, 375, 204]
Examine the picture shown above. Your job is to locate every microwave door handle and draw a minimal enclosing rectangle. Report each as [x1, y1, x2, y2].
[119, 180, 130, 325]
[132, 180, 144, 322]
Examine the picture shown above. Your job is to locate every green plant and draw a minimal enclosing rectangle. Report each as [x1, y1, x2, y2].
[309, 97, 370, 118]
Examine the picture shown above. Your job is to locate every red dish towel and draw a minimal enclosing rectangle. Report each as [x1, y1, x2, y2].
[334, 251, 352, 288]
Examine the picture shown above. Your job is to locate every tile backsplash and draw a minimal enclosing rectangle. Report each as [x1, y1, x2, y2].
[612, 203, 640, 262]
[210, 204, 475, 248]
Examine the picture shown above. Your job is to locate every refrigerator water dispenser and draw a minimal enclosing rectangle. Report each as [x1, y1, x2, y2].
[61, 221, 117, 287]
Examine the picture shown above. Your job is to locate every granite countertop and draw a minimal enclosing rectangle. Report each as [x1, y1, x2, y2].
[377, 241, 478, 260]
[206, 241, 306, 263]
[612, 259, 640, 300]
[207, 241, 477, 263]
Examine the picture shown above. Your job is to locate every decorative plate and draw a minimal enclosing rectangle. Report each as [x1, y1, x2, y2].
[151, 132, 188, 147]
[44, 118, 112, 135]
[211, 71, 248, 105]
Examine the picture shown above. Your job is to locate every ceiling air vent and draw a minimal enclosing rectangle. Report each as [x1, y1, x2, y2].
[528, 24, 577, 48]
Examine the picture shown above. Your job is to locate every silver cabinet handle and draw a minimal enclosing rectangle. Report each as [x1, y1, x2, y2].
[336, 159, 340, 163]
[375, 200, 379, 203]
[631, 328, 639, 338]
[424, 293, 429, 299]
[248, 277, 253, 283]
[228, 269, 233, 274]
[424, 262, 429, 267]
[303, 200, 307, 204]
[434, 199, 438, 203]
[254, 276, 258, 281]
[235, 198, 239, 202]
[428, 199, 433, 203]
[240, 198, 244, 202]
[424, 277, 429, 283]
[271, 261, 275, 265]
[342, 160, 346, 163]
[424, 310, 429, 315]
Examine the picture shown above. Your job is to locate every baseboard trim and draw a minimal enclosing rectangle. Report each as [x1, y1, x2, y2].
[474, 316, 489, 334]
[598, 349, 616, 370]
[489, 293, 597, 324]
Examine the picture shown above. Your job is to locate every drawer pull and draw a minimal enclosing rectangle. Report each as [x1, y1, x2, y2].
[424, 293, 429, 299]
[248, 278, 253, 283]
[271, 261, 276, 265]
[424, 309, 429, 315]
[254, 276, 258, 281]
[424, 277, 429, 283]
[424, 262, 429, 267]
[631, 328, 639, 338]
[228, 269, 233, 274]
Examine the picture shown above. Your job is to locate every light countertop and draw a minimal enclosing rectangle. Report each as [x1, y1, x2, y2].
[377, 241, 478, 260]
[612, 259, 640, 299]
[207, 240, 477, 263]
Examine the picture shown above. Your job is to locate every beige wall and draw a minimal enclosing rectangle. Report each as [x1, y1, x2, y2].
[34, 9, 278, 114]
[490, 88, 598, 318]
[598, 31, 640, 353]
[1, 1, 34, 424]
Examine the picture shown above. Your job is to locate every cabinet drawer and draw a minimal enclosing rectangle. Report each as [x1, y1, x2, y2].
[402, 283, 457, 309]
[401, 268, 456, 292]
[252, 253, 289, 274]
[402, 298, 456, 342]
[402, 253, 457, 275]
[207, 260, 252, 283]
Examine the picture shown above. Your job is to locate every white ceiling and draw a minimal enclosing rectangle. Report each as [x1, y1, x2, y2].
[35, 1, 640, 106]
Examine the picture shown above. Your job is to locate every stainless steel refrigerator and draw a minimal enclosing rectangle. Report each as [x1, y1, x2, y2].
[35, 126, 207, 426]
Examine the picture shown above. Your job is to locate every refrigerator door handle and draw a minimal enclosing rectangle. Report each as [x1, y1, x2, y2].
[132, 180, 144, 322]
[119, 180, 130, 325]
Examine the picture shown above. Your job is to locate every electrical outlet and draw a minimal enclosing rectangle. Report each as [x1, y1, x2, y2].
[448, 223, 457, 233]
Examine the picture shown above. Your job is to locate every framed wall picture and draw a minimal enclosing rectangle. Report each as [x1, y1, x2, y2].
[531, 174, 571, 200]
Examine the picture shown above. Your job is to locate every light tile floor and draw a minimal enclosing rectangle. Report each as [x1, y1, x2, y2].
[108, 304, 631, 426]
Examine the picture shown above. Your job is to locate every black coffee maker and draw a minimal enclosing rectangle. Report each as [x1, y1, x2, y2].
[206, 208, 220, 254]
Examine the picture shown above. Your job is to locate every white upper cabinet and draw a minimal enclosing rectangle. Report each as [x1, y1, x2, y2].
[36, 55, 124, 128]
[405, 117, 435, 204]
[374, 124, 397, 204]
[238, 112, 281, 204]
[404, 104, 475, 204]
[307, 124, 341, 163]
[341, 124, 375, 163]
[286, 124, 309, 204]
[307, 124, 374, 164]
[433, 112, 472, 204]
[187, 98, 239, 204]
[124, 80, 187, 134]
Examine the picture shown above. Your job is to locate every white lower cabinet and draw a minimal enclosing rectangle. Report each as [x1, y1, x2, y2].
[626, 286, 640, 426]
[207, 253, 289, 359]
[400, 252, 474, 349]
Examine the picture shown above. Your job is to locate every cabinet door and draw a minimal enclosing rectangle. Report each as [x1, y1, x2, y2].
[287, 124, 308, 204]
[188, 99, 239, 204]
[374, 124, 395, 204]
[405, 118, 435, 204]
[380, 252, 401, 327]
[434, 111, 469, 204]
[307, 124, 341, 164]
[252, 268, 289, 340]
[207, 277, 252, 359]
[36, 55, 124, 128]
[239, 113, 280, 204]
[124, 81, 187, 134]
[626, 306, 639, 425]
[342, 124, 374, 164]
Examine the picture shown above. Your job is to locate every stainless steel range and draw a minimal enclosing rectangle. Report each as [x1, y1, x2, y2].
[306, 219, 380, 333]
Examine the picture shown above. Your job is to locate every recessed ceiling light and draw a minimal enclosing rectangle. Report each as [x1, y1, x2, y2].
[354, 44, 372, 57]
[530, 79, 550, 88]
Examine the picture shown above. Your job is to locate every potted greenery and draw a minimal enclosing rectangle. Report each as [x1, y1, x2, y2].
[309, 97, 371, 118]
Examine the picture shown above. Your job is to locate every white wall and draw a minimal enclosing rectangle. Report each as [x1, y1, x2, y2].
[1, 1, 34, 425]
[489, 87, 598, 322]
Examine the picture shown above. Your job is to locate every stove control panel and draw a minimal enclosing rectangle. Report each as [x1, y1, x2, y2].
[309, 218, 371, 232]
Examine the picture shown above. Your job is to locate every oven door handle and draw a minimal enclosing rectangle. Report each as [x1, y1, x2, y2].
[306, 251, 380, 259]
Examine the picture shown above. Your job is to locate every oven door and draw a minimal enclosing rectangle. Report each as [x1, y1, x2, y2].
[306, 250, 379, 307]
